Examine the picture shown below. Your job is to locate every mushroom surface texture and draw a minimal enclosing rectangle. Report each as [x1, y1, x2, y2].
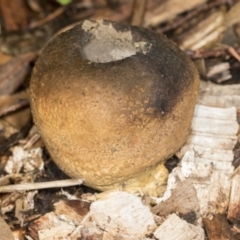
[30, 19, 199, 197]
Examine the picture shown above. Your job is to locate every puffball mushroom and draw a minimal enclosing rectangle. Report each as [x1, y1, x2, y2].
[30, 19, 199, 196]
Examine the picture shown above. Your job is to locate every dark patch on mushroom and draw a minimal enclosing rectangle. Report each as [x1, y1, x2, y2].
[32, 21, 194, 117]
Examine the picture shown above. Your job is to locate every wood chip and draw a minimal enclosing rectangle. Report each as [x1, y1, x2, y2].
[156, 104, 238, 219]
[179, 11, 225, 50]
[0, 216, 15, 240]
[199, 81, 240, 109]
[15, 191, 37, 226]
[29, 212, 78, 240]
[144, 0, 207, 27]
[54, 199, 90, 224]
[90, 191, 156, 239]
[153, 213, 204, 240]
[227, 167, 240, 223]
[151, 180, 199, 221]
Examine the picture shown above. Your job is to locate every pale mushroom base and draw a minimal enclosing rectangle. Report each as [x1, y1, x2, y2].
[114, 162, 169, 197]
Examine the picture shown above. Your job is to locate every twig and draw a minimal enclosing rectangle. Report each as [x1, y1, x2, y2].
[0, 179, 83, 193]
[186, 47, 240, 59]
[69, 213, 91, 238]
[237, 109, 240, 124]
[29, 6, 66, 29]
[23, 133, 41, 150]
[130, 0, 147, 26]
[0, 99, 29, 117]
[228, 46, 240, 62]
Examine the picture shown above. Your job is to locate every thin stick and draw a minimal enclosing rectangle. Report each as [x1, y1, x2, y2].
[0, 179, 83, 193]
[237, 109, 240, 124]
[0, 99, 29, 117]
[186, 47, 240, 59]
[29, 6, 66, 29]
[23, 133, 41, 149]
[130, 0, 147, 26]
[228, 47, 240, 62]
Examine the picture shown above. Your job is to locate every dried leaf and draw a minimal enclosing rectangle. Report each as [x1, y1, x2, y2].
[0, 53, 37, 95]
[0, 0, 29, 31]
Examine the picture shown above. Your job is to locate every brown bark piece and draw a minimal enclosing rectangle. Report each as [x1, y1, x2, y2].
[28, 212, 78, 240]
[0, 0, 29, 31]
[151, 180, 199, 219]
[54, 199, 90, 224]
[203, 214, 237, 240]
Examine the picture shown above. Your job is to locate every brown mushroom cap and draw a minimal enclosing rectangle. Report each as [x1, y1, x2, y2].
[30, 20, 199, 196]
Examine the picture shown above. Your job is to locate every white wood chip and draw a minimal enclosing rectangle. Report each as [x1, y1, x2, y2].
[186, 133, 237, 150]
[153, 214, 204, 240]
[191, 116, 238, 135]
[194, 104, 237, 120]
[90, 191, 156, 239]
[158, 104, 238, 218]
[199, 81, 240, 108]
[39, 224, 76, 240]
[5, 146, 44, 174]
